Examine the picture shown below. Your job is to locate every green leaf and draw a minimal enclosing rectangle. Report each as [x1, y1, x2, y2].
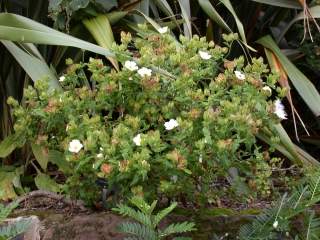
[83, 14, 118, 70]
[198, 0, 232, 33]
[1, 41, 60, 90]
[249, 0, 302, 9]
[160, 222, 196, 237]
[34, 173, 61, 193]
[95, 0, 118, 11]
[48, 150, 72, 174]
[257, 35, 320, 117]
[31, 143, 49, 171]
[153, 202, 177, 227]
[113, 204, 152, 228]
[69, 0, 90, 12]
[117, 222, 157, 240]
[0, 13, 114, 57]
[178, 0, 192, 38]
[106, 11, 128, 25]
[0, 134, 24, 158]
[257, 125, 319, 166]
[278, 6, 320, 41]
[0, 171, 20, 201]
[219, 0, 256, 52]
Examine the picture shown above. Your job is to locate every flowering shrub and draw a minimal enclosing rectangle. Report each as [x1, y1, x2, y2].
[8, 27, 287, 204]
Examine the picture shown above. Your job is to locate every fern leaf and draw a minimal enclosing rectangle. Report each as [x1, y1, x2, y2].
[0, 201, 18, 222]
[0, 218, 30, 240]
[153, 202, 177, 227]
[117, 221, 157, 240]
[112, 204, 152, 227]
[160, 222, 196, 237]
[130, 196, 156, 216]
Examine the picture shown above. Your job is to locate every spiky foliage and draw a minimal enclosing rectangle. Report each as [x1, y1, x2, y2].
[239, 172, 320, 239]
[0, 218, 30, 240]
[0, 201, 30, 240]
[112, 196, 196, 240]
[0, 202, 18, 222]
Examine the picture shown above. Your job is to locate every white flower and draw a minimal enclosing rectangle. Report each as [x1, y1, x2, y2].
[99, 147, 103, 151]
[262, 86, 272, 93]
[124, 60, 138, 71]
[199, 154, 203, 163]
[137, 67, 152, 77]
[171, 175, 178, 183]
[133, 134, 141, 146]
[274, 99, 287, 120]
[96, 153, 103, 158]
[273, 220, 278, 229]
[164, 119, 179, 130]
[59, 76, 65, 82]
[68, 139, 83, 153]
[129, 77, 133, 81]
[199, 50, 212, 60]
[234, 70, 245, 80]
[158, 26, 168, 34]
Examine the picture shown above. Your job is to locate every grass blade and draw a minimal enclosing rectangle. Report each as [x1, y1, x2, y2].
[249, 0, 302, 9]
[0, 13, 114, 57]
[1, 41, 60, 90]
[178, 0, 192, 39]
[257, 35, 320, 117]
[83, 14, 119, 70]
[278, 5, 320, 42]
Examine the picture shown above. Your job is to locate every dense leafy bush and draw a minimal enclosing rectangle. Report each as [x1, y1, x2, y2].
[7, 26, 287, 204]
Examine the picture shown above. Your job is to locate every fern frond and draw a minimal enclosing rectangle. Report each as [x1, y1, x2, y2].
[0, 218, 30, 240]
[130, 196, 157, 216]
[160, 222, 196, 237]
[303, 212, 320, 240]
[0, 201, 18, 222]
[153, 202, 177, 227]
[112, 204, 152, 227]
[117, 221, 157, 240]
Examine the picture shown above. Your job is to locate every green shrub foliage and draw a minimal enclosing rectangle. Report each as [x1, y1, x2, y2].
[8, 27, 285, 204]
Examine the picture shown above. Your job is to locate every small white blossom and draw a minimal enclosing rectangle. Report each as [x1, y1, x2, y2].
[59, 76, 65, 82]
[273, 220, 278, 229]
[96, 153, 103, 158]
[99, 147, 103, 151]
[274, 99, 287, 120]
[234, 70, 246, 80]
[68, 139, 83, 153]
[158, 26, 168, 34]
[262, 86, 272, 93]
[124, 60, 138, 71]
[199, 50, 212, 60]
[171, 175, 178, 183]
[164, 119, 179, 130]
[129, 77, 133, 81]
[137, 67, 152, 77]
[133, 134, 141, 146]
[199, 154, 203, 163]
